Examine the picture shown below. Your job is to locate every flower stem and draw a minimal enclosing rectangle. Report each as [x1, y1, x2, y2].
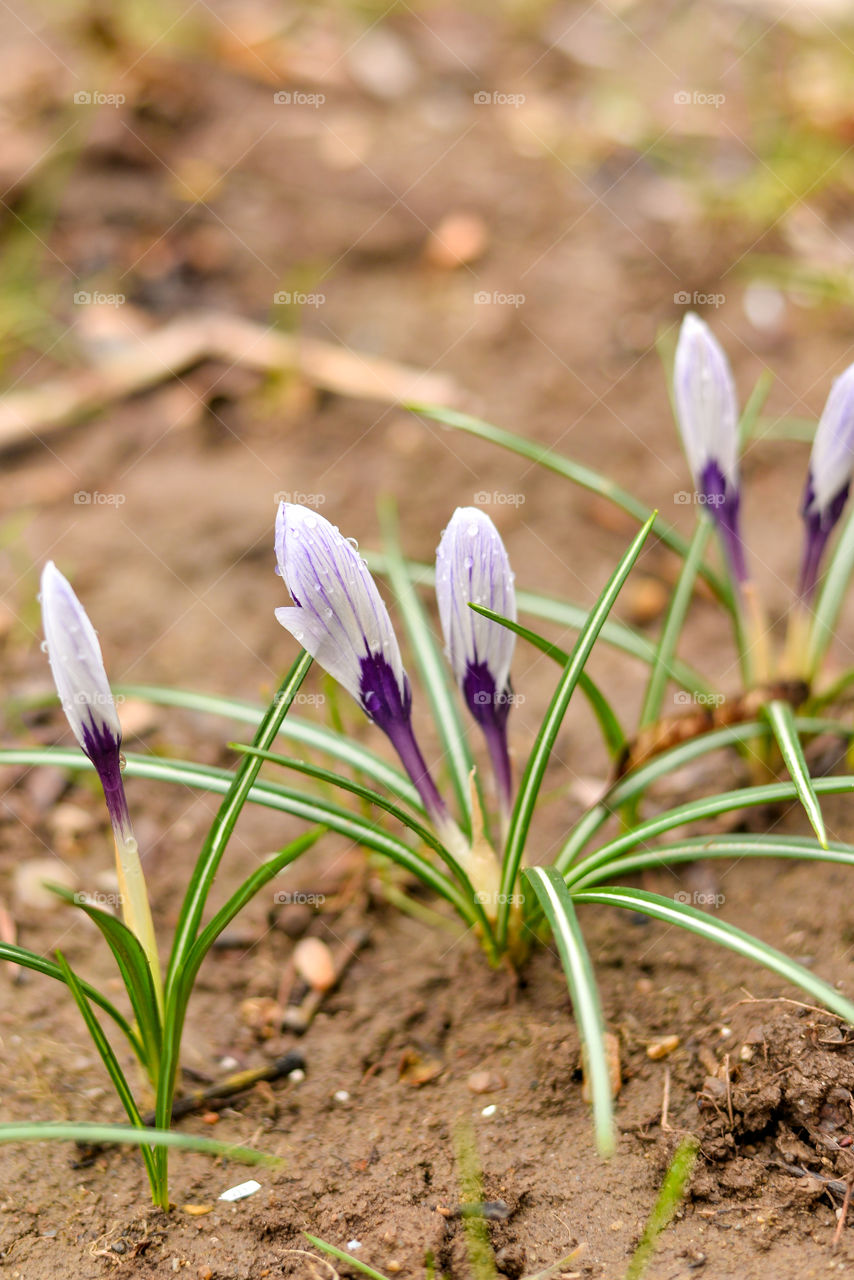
[109, 797, 164, 1021]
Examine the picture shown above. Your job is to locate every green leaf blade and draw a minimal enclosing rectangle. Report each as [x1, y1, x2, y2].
[763, 699, 828, 847]
[497, 513, 657, 943]
[524, 868, 615, 1155]
[574, 886, 854, 1026]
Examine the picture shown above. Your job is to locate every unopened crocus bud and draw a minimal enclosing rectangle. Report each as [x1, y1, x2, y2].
[40, 562, 161, 1002]
[274, 503, 464, 852]
[798, 363, 854, 602]
[436, 507, 516, 821]
[674, 312, 747, 583]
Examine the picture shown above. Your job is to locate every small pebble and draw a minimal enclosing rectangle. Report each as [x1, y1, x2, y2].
[481, 1104, 497, 1117]
[424, 212, 488, 269]
[646, 1035, 680, 1060]
[293, 937, 336, 992]
[218, 1180, 261, 1202]
[183, 1204, 213, 1216]
[334, 1090, 350, 1103]
[467, 1069, 507, 1094]
[288, 1068, 306, 1083]
[347, 1240, 361, 1251]
[624, 576, 668, 626]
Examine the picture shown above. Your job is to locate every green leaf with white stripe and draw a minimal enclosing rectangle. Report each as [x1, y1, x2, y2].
[639, 517, 713, 728]
[572, 886, 854, 1026]
[363, 551, 709, 691]
[497, 514, 656, 945]
[406, 401, 730, 606]
[524, 867, 615, 1155]
[468, 605, 626, 759]
[763, 699, 827, 847]
[115, 684, 422, 812]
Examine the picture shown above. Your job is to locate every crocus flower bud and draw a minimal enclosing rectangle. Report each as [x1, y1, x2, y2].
[40, 561, 128, 834]
[275, 504, 460, 847]
[40, 562, 161, 1001]
[436, 507, 516, 818]
[798, 363, 854, 601]
[674, 312, 747, 583]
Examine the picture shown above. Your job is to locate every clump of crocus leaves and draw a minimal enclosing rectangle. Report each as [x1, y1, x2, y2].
[4, 314, 854, 1201]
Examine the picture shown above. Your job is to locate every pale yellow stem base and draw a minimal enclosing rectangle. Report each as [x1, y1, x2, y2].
[113, 828, 164, 1019]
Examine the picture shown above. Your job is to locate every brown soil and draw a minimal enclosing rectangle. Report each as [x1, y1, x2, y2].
[4, 3, 854, 1277]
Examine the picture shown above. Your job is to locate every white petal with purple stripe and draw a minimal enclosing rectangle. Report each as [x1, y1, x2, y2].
[275, 503, 409, 727]
[435, 506, 516, 698]
[674, 312, 739, 493]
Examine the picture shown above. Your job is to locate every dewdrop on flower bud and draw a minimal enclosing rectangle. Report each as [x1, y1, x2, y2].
[798, 362, 854, 602]
[673, 312, 747, 584]
[273, 503, 466, 857]
[436, 507, 517, 821]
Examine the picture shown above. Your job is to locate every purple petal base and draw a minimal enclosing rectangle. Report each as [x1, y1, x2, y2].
[462, 662, 513, 815]
[798, 476, 850, 602]
[359, 652, 450, 826]
[80, 714, 132, 839]
[700, 461, 747, 584]
[359, 651, 413, 732]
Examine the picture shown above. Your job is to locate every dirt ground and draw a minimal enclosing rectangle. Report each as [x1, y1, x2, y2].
[4, 1, 854, 1276]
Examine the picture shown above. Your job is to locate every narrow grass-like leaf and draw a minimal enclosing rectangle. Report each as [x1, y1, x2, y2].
[156, 652, 311, 1194]
[304, 1235, 393, 1280]
[55, 951, 159, 1199]
[378, 500, 474, 830]
[453, 1118, 498, 1280]
[48, 885, 162, 1071]
[524, 867, 615, 1155]
[468, 605, 627, 758]
[231, 744, 490, 918]
[497, 514, 656, 945]
[555, 715, 850, 871]
[570, 834, 854, 890]
[186, 832, 321, 975]
[0, 1122, 281, 1162]
[807, 505, 854, 677]
[169, 834, 332, 1065]
[407, 402, 730, 605]
[564, 775, 854, 888]
[737, 369, 774, 448]
[572, 886, 854, 1025]
[763, 700, 828, 847]
[0, 749, 480, 925]
[0, 941, 143, 1059]
[364, 551, 709, 690]
[639, 517, 713, 728]
[115, 684, 422, 811]
[166, 652, 312, 989]
[624, 1136, 699, 1280]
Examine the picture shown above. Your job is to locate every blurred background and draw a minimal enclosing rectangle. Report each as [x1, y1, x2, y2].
[3, 0, 854, 722]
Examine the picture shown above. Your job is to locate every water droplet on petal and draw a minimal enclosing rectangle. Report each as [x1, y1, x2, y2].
[467, 523, 478, 537]
[305, 516, 317, 529]
[346, 536, 359, 550]
[40, 640, 49, 653]
[119, 752, 127, 772]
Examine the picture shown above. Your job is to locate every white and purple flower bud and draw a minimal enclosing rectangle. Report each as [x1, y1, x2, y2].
[275, 503, 455, 839]
[674, 312, 747, 583]
[798, 363, 854, 601]
[40, 561, 130, 838]
[40, 562, 161, 999]
[436, 507, 516, 818]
